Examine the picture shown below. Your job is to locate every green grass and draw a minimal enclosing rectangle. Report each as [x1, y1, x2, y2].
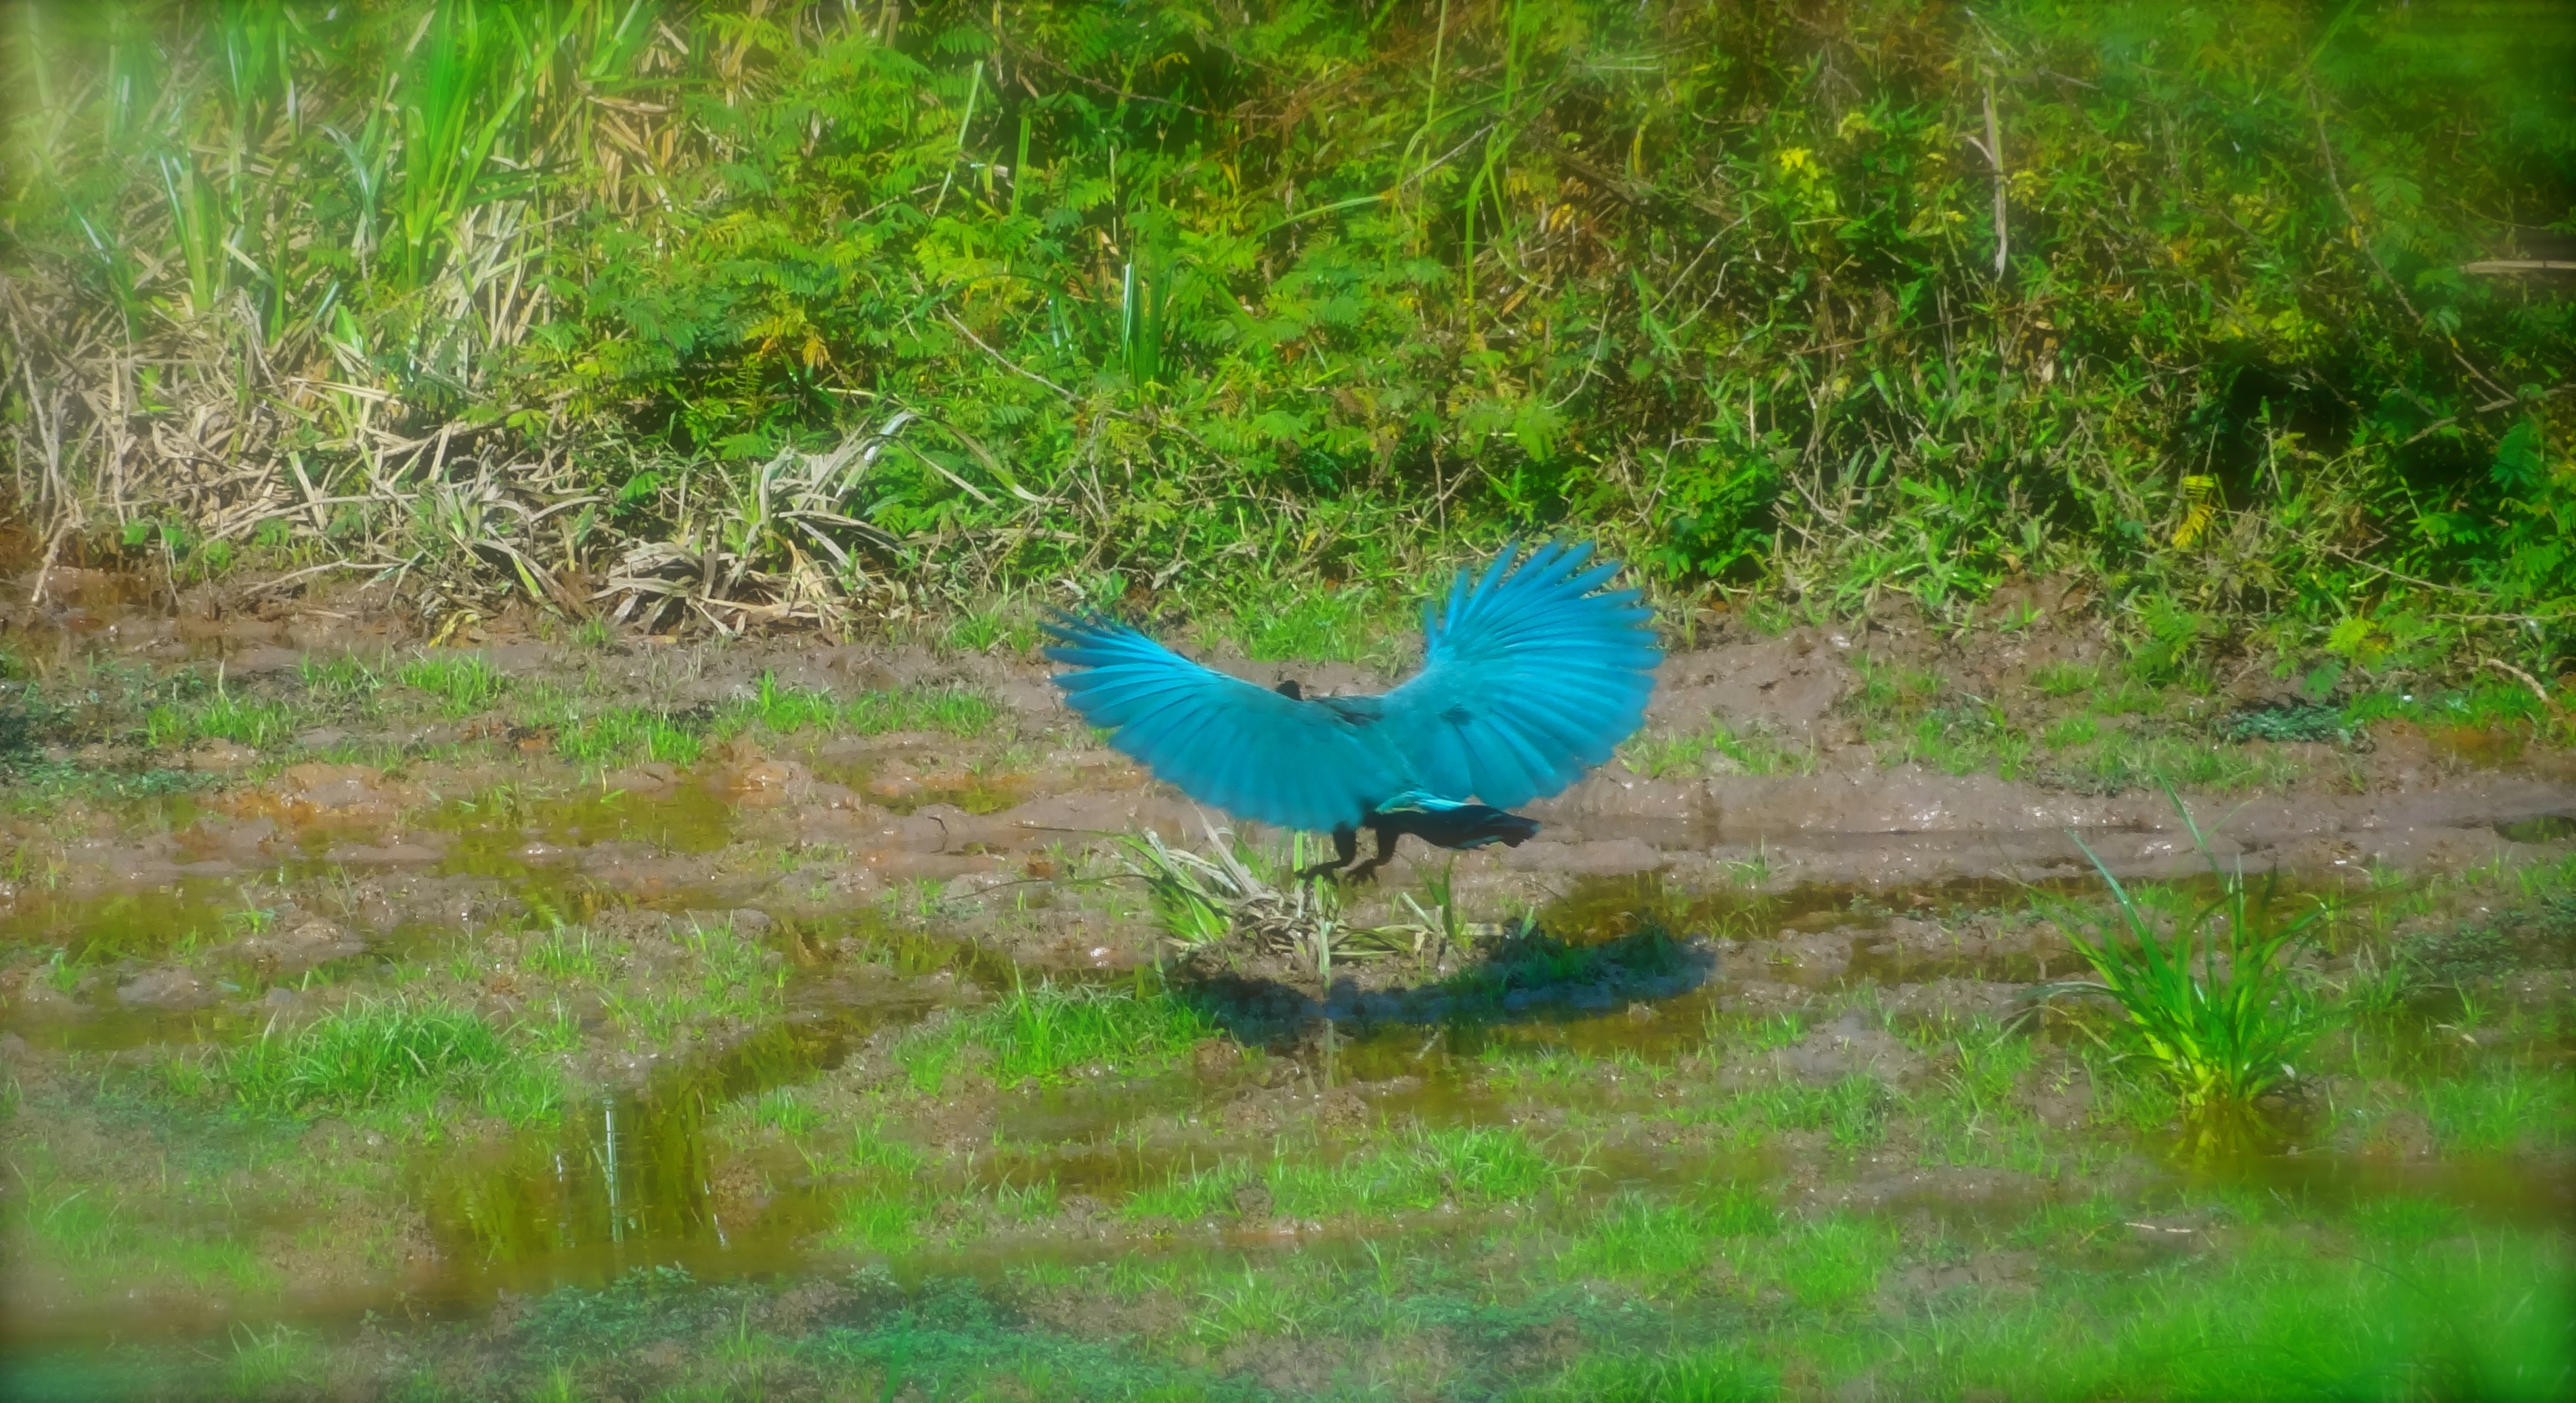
[2042, 802, 2331, 1115]
[522, 925, 614, 980]
[144, 687, 299, 751]
[601, 918, 785, 1045]
[2031, 662, 2101, 699]
[10, 0, 2576, 683]
[1868, 1223, 2570, 1402]
[1513, 1345, 1781, 1403]
[397, 655, 509, 716]
[720, 1087, 822, 1141]
[1557, 1188, 1781, 1295]
[1624, 718, 1815, 779]
[893, 979, 1217, 1092]
[554, 706, 707, 769]
[298, 655, 383, 703]
[9, 1166, 282, 1303]
[2420, 1063, 2575, 1154]
[220, 997, 563, 1127]
[718, 674, 1001, 740]
[504, 676, 1000, 772]
[2051, 729, 2308, 794]
[1127, 1124, 1567, 1223]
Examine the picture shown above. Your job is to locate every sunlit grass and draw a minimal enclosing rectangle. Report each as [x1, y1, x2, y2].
[893, 978, 1217, 1092]
[716, 673, 1001, 739]
[2040, 800, 2330, 1116]
[396, 654, 509, 716]
[601, 918, 784, 1045]
[1623, 718, 1816, 779]
[144, 686, 299, 751]
[1125, 1124, 1567, 1223]
[220, 998, 563, 1127]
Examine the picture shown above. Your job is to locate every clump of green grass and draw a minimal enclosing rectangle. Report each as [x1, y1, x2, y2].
[894, 979, 1217, 1092]
[1623, 718, 1815, 779]
[1219, 580, 1397, 664]
[1849, 657, 1944, 722]
[1705, 1009, 1808, 1053]
[944, 597, 1040, 656]
[721, 1086, 822, 1141]
[2043, 714, 2099, 749]
[1895, 702, 2036, 780]
[713, 674, 1001, 741]
[2219, 702, 2355, 745]
[1127, 1123, 1567, 1223]
[602, 919, 784, 1044]
[1718, 1211, 1898, 1312]
[2052, 730, 2305, 795]
[556, 706, 706, 769]
[397, 655, 509, 716]
[2038, 799, 2330, 1114]
[832, 1182, 933, 1254]
[522, 925, 613, 980]
[298, 655, 383, 703]
[1876, 1219, 2569, 1402]
[1557, 1189, 1783, 1294]
[2030, 661, 2101, 699]
[1519, 1346, 1781, 1403]
[2420, 1064, 2571, 1154]
[223, 998, 563, 1126]
[144, 685, 299, 751]
[843, 685, 1000, 737]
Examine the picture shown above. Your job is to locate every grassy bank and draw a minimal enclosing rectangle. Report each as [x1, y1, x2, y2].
[2, 1, 2572, 677]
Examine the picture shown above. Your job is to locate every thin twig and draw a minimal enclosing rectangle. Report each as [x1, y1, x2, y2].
[943, 311, 1074, 401]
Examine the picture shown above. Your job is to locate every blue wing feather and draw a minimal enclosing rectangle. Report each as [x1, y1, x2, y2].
[1043, 613, 1403, 832]
[1378, 541, 1661, 808]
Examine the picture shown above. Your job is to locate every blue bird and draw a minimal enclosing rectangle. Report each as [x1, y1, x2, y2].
[1043, 542, 1661, 880]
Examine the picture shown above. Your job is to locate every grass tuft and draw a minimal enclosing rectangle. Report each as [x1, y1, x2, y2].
[223, 997, 562, 1126]
[397, 655, 509, 716]
[2040, 796, 2330, 1115]
[894, 978, 1217, 1092]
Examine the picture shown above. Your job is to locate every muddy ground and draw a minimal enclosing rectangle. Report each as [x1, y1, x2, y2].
[1, 569, 2571, 1401]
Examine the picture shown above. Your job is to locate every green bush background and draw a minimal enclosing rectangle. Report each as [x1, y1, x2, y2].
[2, 1, 2570, 668]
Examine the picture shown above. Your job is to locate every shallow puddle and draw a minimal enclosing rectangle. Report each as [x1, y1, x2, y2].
[425, 781, 742, 868]
[420, 1015, 879, 1314]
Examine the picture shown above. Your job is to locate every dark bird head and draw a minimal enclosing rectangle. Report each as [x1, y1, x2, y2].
[1273, 678, 1305, 700]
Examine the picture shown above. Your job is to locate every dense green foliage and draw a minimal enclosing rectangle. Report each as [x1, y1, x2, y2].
[3, 1, 2571, 670]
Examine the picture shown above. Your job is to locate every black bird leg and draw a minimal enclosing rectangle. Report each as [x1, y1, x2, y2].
[1295, 824, 1359, 882]
[1346, 823, 1402, 883]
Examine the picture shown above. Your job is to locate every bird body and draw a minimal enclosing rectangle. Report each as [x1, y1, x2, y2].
[1043, 542, 1658, 878]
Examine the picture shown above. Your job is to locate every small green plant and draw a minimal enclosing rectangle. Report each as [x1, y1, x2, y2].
[1118, 824, 1443, 975]
[299, 655, 383, 703]
[2043, 714, 2099, 750]
[37, 947, 84, 994]
[556, 707, 705, 769]
[2219, 703, 2355, 745]
[894, 976, 1217, 1092]
[223, 997, 562, 1125]
[2039, 796, 2330, 1113]
[2032, 661, 2101, 699]
[844, 686, 1001, 737]
[1624, 718, 1814, 779]
[397, 655, 508, 716]
[728, 1087, 821, 1139]
[145, 675, 299, 752]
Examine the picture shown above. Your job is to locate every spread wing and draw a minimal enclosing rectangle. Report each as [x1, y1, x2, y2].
[1043, 612, 1404, 833]
[1376, 541, 1661, 808]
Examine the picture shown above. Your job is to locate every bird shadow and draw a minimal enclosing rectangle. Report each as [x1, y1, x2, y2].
[1163, 915, 1718, 1052]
